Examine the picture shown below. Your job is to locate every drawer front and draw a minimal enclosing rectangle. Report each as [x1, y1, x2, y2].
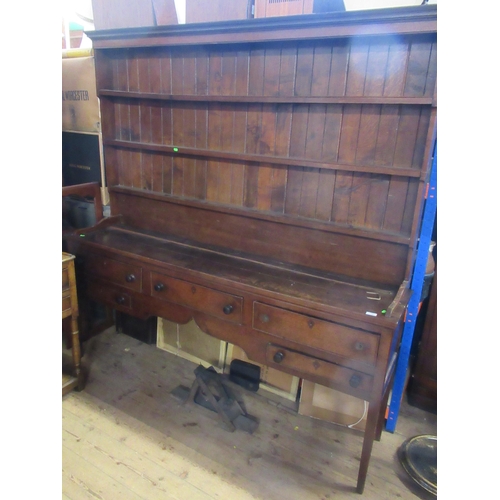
[150, 272, 243, 324]
[266, 344, 373, 396]
[254, 302, 379, 365]
[86, 254, 142, 292]
[87, 279, 133, 311]
[62, 294, 72, 315]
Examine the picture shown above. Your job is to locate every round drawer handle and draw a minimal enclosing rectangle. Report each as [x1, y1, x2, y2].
[116, 295, 126, 305]
[355, 342, 365, 351]
[223, 304, 234, 315]
[349, 374, 363, 388]
[125, 273, 136, 283]
[154, 282, 165, 292]
[260, 314, 270, 323]
[273, 351, 285, 363]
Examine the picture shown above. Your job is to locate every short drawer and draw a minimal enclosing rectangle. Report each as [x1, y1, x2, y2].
[86, 254, 143, 292]
[62, 294, 72, 315]
[254, 302, 379, 366]
[150, 272, 243, 324]
[87, 279, 133, 311]
[266, 344, 373, 396]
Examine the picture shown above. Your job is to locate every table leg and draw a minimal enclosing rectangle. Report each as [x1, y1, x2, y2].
[71, 315, 83, 390]
[356, 399, 381, 494]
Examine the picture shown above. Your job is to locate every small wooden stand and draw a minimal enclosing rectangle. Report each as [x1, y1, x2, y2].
[62, 252, 84, 395]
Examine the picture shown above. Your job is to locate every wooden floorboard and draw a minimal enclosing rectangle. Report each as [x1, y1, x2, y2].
[62, 327, 437, 500]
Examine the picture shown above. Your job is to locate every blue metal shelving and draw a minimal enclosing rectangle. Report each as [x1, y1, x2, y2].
[385, 143, 437, 433]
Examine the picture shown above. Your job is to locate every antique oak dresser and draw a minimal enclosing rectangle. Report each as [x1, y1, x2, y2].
[67, 5, 437, 493]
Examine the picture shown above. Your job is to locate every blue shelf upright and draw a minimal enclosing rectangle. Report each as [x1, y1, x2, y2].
[385, 143, 437, 433]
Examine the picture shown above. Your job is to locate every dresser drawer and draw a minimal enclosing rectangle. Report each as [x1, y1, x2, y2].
[86, 254, 143, 292]
[254, 303, 379, 366]
[87, 279, 133, 311]
[62, 293, 72, 316]
[150, 272, 243, 324]
[266, 344, 373, 396]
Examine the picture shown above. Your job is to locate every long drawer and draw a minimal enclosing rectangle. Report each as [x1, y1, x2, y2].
[266, 344, 373, 397]
[150, 271, 243, 324]
[254, 302, 379, 366]
[86, 254, 143, 292]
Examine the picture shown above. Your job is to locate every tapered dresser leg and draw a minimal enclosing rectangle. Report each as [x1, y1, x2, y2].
[356, 400, 381, 494]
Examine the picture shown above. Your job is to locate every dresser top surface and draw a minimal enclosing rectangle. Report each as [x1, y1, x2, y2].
[78, 224, 407, 326]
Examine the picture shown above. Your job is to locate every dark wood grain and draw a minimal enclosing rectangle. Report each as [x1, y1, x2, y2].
[109, 190, 408, 285]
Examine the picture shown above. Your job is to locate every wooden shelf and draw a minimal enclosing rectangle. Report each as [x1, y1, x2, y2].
[104, 139, 423, 179]
[99, 90, 434, 106]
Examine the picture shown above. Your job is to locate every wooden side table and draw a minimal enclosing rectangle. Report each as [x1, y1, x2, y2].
[62, 252, 84, 395]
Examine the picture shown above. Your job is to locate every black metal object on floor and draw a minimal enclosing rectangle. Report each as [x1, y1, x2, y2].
[398, 434, 437, 496]
[171, 365, 259, 434]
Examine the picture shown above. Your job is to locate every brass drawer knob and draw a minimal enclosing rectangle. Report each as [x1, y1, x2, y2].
[355, 342, 365, 351]
[116, 295, 126, 305]
[223, 304, 234, 315]
[260, 314, 270, 323]
[125, 273, 136, 282]
[154, 282, 165, 292]
[273, 351, 285, 363]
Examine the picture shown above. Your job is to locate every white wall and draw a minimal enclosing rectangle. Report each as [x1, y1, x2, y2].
[174, 0, 186, 23]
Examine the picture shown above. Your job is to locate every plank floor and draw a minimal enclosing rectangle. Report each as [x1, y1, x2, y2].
[62, 327, 437, 500]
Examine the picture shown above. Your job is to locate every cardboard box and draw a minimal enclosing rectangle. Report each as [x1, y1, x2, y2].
[254, 0, 313, 18]
[62, 54, 109, 204]
[299, 380, 368, 431]
[92, 0, 178, 29]
[157, 318, 227, 372]
[186, 0, 252, 23]
[225, 344, 299, 402]
[62, 56, 100, 134]
[92, 0, 155, 29]
[157, 320, 299, 402]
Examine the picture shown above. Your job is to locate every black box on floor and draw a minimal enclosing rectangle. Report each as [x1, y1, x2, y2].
[229, 359, 261, 392]
[116, 312, 158, 345]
